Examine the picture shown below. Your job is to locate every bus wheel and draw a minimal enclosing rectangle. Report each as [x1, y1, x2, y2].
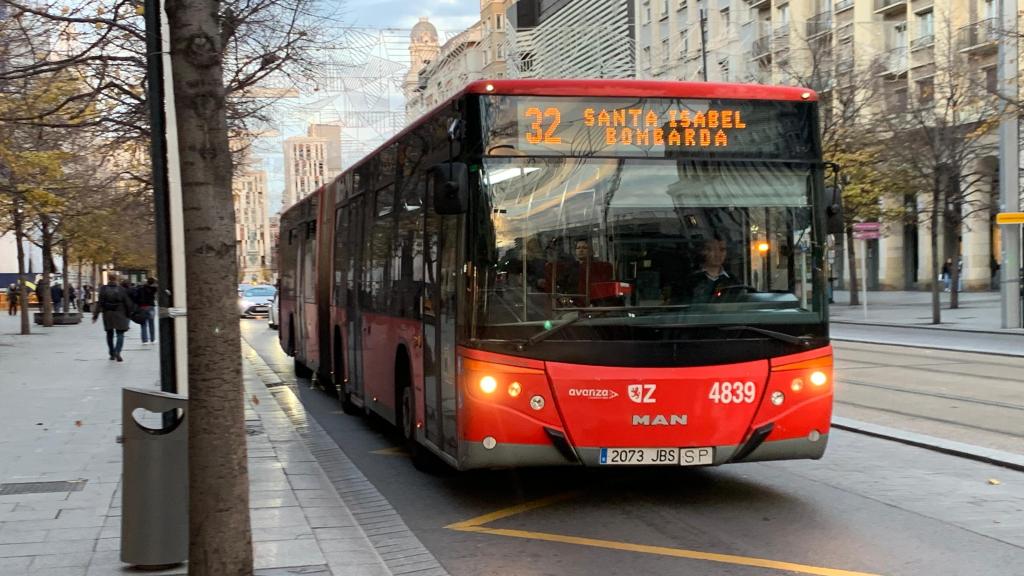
[293, 357, 313, 379]
[335, 340, 359, 415]
[289, 320, 313, 379]
[399, 384, 442, 472]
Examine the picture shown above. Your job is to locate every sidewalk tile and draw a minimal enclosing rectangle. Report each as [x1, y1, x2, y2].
[253, 539, 325, 570]
[30, 551, 92, 569]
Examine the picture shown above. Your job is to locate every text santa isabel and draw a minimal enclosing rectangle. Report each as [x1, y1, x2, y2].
[584, 107, 747, 148]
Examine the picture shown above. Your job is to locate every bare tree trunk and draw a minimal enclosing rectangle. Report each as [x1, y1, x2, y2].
[931, 177, 941, 324]
[39, 214, 54, 327]
[846, 226, 859, 306]
[12, 198, 31, 335]
[950, 233, 961, 309]
[165, 0, 253, 572]
[62, 239, 71, 314]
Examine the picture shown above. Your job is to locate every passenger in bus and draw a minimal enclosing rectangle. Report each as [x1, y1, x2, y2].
[677, 236, 738, 303]
[546, 239, 614, 306]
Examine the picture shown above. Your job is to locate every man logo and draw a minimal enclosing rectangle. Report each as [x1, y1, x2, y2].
[632, 414, 688, 426]
[627, 384, 656, 404]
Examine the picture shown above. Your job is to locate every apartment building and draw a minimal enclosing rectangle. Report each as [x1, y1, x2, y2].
[506, 0, 636, 79]
[282, 124, 342, 210]
[233, 169, 272, 283]
[635, 0, 1020, 291]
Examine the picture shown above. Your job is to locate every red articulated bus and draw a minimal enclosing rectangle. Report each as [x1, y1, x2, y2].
[278, 79, 839, 470]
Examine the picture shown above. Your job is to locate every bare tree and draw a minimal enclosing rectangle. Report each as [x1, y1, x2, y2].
[880, 16, 1003, 323]
[776, 28, 905, 306]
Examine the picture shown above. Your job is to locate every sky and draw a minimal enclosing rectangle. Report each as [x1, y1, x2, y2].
[343, 0, 479, 31]
[253, 0, 481, 213]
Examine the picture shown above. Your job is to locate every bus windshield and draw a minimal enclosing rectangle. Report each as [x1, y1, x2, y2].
[471, 157, 824, 343]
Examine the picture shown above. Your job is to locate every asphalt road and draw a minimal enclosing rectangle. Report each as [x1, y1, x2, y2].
[241, 319, 1024, 576]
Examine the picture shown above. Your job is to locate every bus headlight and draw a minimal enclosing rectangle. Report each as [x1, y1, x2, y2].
[810, 371, 828, 387]
[507, 381, 522, 397]
[479, 376, 498, 394]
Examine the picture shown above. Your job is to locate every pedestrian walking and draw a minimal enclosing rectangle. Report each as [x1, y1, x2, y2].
[137, 277, 158, 344]
[83, 285, 94, 313]
[6, 283, 18, 316]
[93, 274, 134, 362]
[51, 281, 63, 312]
[941, 258, 952, 292]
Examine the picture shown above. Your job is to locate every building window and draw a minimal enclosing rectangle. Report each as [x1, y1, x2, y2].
[720, 8, 730, 33]
[643, 1, 651, 24]
[680, 29, 689, 55]
[777, 3, 789, 25]
[495, 13, 503, 30]
[916, 9, 933, 38]
[642, 46, 651, 69]
[661, 38, 670, 62]
[893, 87, 908, 111]
[917, 77, 933, 104]
[985, 66, 998, 93]
[718, 57, 730, 81]
[661, 0, 670, 19]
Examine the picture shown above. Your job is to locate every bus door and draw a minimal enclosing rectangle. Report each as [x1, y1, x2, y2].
[346, 196, 366, 403]
[423, 208, 462, 457]
[296, 219, 316, 367]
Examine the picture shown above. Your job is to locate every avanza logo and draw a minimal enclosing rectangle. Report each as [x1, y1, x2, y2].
[568, 388, 619, 400]
[631, 414, 688, 426]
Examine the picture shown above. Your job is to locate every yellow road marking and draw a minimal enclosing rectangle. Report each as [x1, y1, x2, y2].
[446, 494, 883, 576]
[445, 492, 580, 530]
[370, 446, 408, 456]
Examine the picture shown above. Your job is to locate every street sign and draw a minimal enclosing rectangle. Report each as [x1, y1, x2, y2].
[853, 230, 880, 240]
[852, 222, 881, 232]
[995, 212, 1024, 225]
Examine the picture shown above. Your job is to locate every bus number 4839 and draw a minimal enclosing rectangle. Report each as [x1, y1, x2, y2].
[709, 381, 756, 404]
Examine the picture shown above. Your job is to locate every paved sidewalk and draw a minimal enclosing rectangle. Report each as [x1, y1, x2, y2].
[829, 289, 1024, 333]
[0, 313, 393, 575]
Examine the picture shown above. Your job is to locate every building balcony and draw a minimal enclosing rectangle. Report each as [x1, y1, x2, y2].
[835, 0, 855, 13]
[836, 58, 854, 75]
[837, 22, 854, 41]
[806, 13, 833, 38]
[878, 46, 908, 76]
[957, 19, 999, 54]
[751, 35, 771, 59]
[874, 0, 907, 15]
[746, 0, 770, 9]
[910, 34, 934, 51]
[773, 24, 789, 38]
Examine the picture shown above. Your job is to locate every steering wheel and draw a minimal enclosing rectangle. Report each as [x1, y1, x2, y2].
[713, 284, 757, 300]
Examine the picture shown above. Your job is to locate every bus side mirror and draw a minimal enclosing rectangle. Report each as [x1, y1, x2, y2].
[431, 162, 468, 215]
[825, 186, 844, 235]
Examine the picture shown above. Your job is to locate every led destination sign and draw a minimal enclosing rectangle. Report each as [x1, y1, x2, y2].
[484, 96, 815, 160]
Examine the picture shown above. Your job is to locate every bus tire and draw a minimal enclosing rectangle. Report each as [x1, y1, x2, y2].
[397, 357, 444, 473]
[290, 320, 313, 379]
[335, 331, 359, 415]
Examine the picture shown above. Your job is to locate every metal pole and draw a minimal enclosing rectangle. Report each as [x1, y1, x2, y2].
[998, 0, 1021, 328]
[699, 9, 709, 82]
[143, 0, 178, 392]
[861, 238, 868, 320]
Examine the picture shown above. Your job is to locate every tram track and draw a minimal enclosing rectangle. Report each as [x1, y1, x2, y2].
[837, 378, 1024, 413]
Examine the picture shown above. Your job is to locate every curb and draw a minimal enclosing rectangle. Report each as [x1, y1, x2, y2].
[242, 343, 450, 576]
[832, 416, 1024, 473]
[831, 319, 1024, 336]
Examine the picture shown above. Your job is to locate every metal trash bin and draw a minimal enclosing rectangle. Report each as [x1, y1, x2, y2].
[121, 387, 188, 567]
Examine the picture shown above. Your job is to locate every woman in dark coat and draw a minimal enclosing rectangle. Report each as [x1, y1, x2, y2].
[92, 274, 133, 362]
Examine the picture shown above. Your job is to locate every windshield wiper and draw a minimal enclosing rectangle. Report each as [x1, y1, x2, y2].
[518, 305, 693, 349]
[717, 325, 814, 346]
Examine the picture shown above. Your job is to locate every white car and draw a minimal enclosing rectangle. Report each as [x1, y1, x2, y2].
[268, 290, 279, 329]
[239, 285, 276, 318]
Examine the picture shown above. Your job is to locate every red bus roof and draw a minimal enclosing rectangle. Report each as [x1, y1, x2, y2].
[463, 79, 818, 102]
